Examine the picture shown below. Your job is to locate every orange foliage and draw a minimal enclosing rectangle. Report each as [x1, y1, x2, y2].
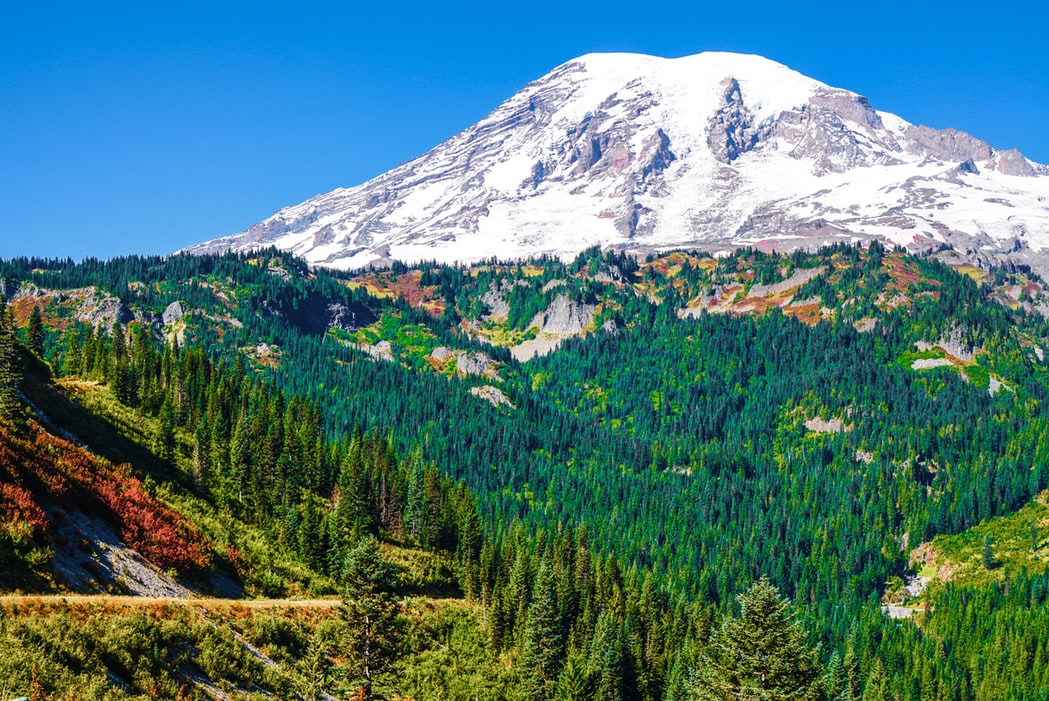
[0, 481, 49, 539]
[0, 420, 211, 574]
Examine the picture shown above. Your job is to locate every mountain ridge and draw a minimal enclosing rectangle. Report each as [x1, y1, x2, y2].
[186, 51, 1049, 277]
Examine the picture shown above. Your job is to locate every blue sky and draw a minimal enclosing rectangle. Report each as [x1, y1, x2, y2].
[1, 1, 1047, 261]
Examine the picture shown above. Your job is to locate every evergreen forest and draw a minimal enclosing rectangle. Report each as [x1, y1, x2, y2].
[0, 243, 1047, 699]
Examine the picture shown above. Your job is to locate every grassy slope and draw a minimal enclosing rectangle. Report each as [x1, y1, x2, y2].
[3, 354, 497, 699]
[917, 490, 1049, 592]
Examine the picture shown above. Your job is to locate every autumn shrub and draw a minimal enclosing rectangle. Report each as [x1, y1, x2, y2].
[0, 481, 48, 540]
[1, 420, 212, 575]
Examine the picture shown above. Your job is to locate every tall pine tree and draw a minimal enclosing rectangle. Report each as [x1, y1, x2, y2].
[688, 577, 822, 701]
[0, 297, 20, 419]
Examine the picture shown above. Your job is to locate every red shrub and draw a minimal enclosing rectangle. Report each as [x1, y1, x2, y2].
[0, 481, 49, 540]
[2, 421, 212, 575]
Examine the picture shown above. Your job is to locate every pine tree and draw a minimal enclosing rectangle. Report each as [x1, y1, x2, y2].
[301, 637, 332, 701]
[522, 560, 566, 700]
[107, 318, 133, 404]
[591, 611, 626, 701]
[0, 297, 20, 420]
[26, 304, 44, 357]
[861, 658, 890, 701]
[982, 535, 997, 570]
[157, 396, 177, 463]
[555, 651, 595, 701]
[688, 577, 822, 701]
[404, 449, 425, 543]
[339, 536, 402, 700]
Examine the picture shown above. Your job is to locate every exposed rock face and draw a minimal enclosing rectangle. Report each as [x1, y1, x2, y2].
[771, 89, 904, 174]
[745, 266, 826, 298]
[430, 346, 454, 362]
[457, 352, 498, 379]
[804, 417, 847, 434]
[529, 295, 595, 335]
[707, 77, 764, 164]
[481, 283, 511, 322]
[162, 301, 185, 325]
[904, 125, 992, 162]
[470, 384, 515, 409]
[328, 302, 373, 331]
[18, 286, 139, 331]
[430, 346, 502, 380]
[353, 340, 394, 362]
[185, 51, 1049, 278]
[993, 148, 1038, 177]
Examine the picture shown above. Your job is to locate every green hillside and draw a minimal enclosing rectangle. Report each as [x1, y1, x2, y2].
[1, 244, 1048, 699]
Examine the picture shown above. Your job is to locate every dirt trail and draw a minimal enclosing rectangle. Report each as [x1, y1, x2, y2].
[0, 594, 341, 609]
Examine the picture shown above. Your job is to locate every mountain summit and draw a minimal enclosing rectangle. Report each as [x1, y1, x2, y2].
[186, 52, 1049, 273]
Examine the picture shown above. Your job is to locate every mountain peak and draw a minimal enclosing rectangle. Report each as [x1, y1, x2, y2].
[185, 53, 1049, 276]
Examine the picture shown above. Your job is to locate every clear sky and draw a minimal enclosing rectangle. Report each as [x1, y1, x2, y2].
[2, 0, 1047, 261]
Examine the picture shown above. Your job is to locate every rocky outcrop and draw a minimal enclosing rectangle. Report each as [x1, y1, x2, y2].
[904, 125, 991, 162]
[430, 346, 502, 380]
[470, 384, 515, 409]
[992, 148, 1037, 177]
[481, 283, 511, 322]
[745, 266, 826, 298]
[352, 340, 394, 362]
[328, 302, 373, 331]
[162, 301, 185, 325]
[707, 78, 764, 164]
[772, 89, 904, 174]
[529, 295, 595, 335]
[457, 352, 498, 379]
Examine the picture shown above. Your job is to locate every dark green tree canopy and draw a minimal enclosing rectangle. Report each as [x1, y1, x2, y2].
[689, 577, 821, 701]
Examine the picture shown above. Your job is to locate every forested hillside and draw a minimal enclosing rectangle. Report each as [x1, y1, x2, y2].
[1, 244, 1048, 699]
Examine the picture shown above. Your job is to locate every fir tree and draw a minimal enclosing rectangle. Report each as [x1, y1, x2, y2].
[982, 535, 997, 570]
[522, 560, 566, 700]
[301, 637, 332, 701]
[688, 577, 822, 701]
[26, 304, 44, 357]
[0, 297, 20, 419]
[339, 536, 402, 700]
[555, 652, 595, 701]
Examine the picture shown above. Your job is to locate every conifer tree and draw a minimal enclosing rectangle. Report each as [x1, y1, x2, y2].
[339, 536, 402, 700]
[26, 304, 44, 357]
[522, 560, 566, 700]
[591, 611, 626, 701]
[301, 637, 332, 701]
[555, 651, 595, 701]
[688, 577, 821, 701]
[861, 658, 890, 701]
[0, 297, 20, 419]
[982, 535, 997, 570]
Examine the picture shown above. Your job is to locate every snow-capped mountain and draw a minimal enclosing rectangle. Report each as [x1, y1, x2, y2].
[186, 52, 1049, 274]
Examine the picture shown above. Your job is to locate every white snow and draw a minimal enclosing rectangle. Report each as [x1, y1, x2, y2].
[185, 50, 1049, 272]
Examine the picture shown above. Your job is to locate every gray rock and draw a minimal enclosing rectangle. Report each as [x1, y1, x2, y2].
[430, 346, 454, 362]
[530, 295, 596, 335]
[457, 351, 498, 378]
[328, 302, 372, 331]
[707, 77, 763, 164]
[481, 284, 511, 322]
[162, 301, 185, 324]
[470, 384, 515, 409]
[904, 125, 991, 162]
[993, 148, 1037, 177]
